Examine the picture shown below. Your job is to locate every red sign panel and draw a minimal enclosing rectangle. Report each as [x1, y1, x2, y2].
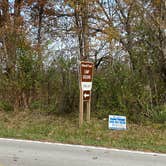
[83, 90, 91, 101]
[80, 61, 93, 82]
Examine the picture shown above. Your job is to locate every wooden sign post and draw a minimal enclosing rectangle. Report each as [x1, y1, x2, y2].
[79, 61, 93, 127]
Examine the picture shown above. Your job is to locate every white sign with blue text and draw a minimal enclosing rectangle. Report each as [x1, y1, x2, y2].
[109, 115, 126, 130]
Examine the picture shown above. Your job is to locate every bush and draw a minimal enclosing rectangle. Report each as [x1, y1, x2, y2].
[152, 105, 166, 123]
[0, 101, 14, 112]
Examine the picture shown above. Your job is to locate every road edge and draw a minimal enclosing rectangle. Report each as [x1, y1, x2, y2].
[0, 137, 165, 157]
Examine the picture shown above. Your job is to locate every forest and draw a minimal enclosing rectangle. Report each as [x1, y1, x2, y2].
[0, 0, 165, 123]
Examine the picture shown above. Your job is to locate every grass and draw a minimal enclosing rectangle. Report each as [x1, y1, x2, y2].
[0, 111, 166, 153]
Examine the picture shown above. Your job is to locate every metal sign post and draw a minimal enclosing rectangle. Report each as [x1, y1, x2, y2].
[79, 61, 93, 127]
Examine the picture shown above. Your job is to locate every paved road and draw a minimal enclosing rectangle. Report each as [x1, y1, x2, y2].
[0, 138, 165, 166]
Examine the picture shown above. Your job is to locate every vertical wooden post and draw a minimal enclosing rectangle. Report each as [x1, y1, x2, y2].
[79, 87, 84, 127]
[79, 61, 93, 127]
[86, 94, 91, 123]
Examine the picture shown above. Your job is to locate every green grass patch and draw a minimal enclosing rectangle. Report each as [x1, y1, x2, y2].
[0, 111, 165, 153]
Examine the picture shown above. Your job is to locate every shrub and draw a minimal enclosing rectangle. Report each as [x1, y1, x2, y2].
[152, 105, 166, 123]
[0, 101, 14, 112]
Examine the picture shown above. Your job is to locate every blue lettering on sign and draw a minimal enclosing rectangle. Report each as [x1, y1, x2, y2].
[109, 119, 126, 123]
